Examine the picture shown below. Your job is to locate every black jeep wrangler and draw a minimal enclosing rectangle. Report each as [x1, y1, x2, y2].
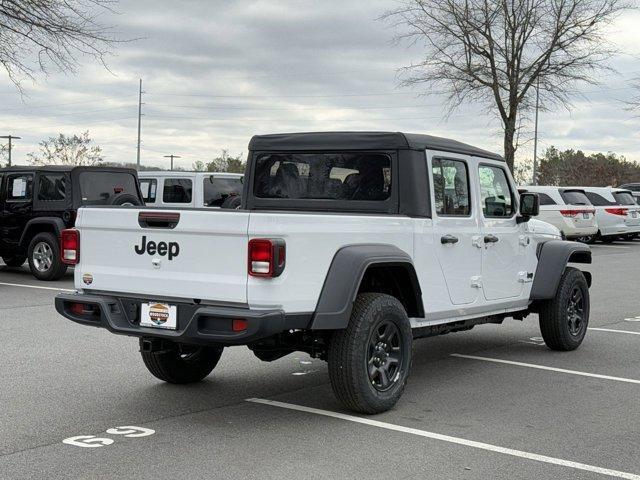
[0, 166, 143, 280]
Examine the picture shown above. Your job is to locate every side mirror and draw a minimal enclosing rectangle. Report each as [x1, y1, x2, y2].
[517, 192, 539, 223]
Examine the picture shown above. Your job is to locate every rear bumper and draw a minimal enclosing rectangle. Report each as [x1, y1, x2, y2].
[600, 224, 640, 237]
[563, 226, 598, 239]
[55, 293, 310, 346]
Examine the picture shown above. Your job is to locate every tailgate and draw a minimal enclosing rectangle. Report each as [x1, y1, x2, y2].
[75, 208, 249, 303]
[573, 208, 596, 228]
[626, 208, 640, 226]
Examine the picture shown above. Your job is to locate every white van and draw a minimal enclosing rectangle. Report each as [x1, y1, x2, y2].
[518, 186, 597, 240]
[138, 172, 243, 209]
[579, 187, 640, 242]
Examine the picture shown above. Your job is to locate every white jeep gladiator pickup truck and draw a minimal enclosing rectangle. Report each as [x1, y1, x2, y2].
[55, 132, 592, 414]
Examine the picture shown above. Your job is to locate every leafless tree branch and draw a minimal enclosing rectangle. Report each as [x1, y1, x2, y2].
[382, 0, 631, 170]
[0, 0, 126, 92]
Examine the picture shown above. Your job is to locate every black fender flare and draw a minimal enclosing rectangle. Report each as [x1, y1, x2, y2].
[310, 244, 424, 330]
[19, 217, 66, 247]
[530, 240, 592, 300]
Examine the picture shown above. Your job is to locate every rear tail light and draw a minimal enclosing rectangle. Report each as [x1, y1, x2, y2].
[232, 319, 248, 332]
[560, 210, 581, 217]
[248, 238, 286, 277]
[560, 209, 595, 217]
[605, 208, 628, 216]
[68, 302, 99, 318]
[60, 229, 80, 265]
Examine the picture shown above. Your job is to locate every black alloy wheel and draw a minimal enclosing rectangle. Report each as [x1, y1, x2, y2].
[367, 320, 404, 392]
[566, 286, 586, 337]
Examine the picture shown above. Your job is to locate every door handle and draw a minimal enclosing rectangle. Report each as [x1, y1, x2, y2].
[484, 234, 499, 244]
[441, 234, 459, 245]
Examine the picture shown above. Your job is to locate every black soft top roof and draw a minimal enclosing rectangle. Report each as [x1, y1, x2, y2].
[0, 165, 137, 173]
[249, 131, 503, 161]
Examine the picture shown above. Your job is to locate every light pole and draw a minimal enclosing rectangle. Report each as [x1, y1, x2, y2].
[164, 154, 181, 171]
[0, 135, 21, 167]
[532, 78, 540, 185]
[136, 79, 144, 170]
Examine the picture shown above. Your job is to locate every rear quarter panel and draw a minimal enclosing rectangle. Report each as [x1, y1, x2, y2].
[247, 212, 414, 312]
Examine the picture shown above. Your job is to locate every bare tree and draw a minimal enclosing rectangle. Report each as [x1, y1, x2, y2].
[0, 0, 121, 91]
[28, 131, 103, 166]
[383, 0, 629, 170]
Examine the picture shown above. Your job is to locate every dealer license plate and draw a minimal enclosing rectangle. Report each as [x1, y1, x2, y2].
[140, 302, 177, 330]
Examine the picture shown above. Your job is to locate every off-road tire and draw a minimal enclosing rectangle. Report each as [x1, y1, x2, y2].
[2, 255, 27, 267]
[328, 293, 412, 414]
[140, 340, 223, 384]
[539, 267, 590, 351]
[27, 232, 67, 281]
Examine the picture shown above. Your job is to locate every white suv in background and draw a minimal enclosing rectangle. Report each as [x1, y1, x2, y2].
[580, 187, 640, 242]
[138, 172, 243, 209]
[519, 186, 596, 240]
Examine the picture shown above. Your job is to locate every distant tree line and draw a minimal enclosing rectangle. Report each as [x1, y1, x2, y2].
[533, 147, 640, 187]
[192, 150, 245, 173]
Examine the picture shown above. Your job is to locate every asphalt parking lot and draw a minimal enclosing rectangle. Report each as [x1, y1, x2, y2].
[1, 242, 640, 480]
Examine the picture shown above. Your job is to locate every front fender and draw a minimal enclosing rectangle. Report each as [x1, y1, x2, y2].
[530, 240, 591, 300]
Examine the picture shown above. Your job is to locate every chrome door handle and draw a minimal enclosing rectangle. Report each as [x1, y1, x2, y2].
[441, 234, 459, 245]
[484, 234, 499, 244]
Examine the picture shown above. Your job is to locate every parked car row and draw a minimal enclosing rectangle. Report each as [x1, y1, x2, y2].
[520, 185, 640, 243]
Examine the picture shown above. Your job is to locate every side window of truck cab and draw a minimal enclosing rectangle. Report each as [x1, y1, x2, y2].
[431, 158, 471, 216]
[162, 178, 193, 205]
[478, 164, 515, 218]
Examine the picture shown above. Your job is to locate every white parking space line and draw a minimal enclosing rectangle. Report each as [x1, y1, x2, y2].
[247, 398, 640, 480]
[590, 245, 631, 249]
[589, 328, 640, 336]
[0, 281, 74, 293]
[451, 354, 640, 385]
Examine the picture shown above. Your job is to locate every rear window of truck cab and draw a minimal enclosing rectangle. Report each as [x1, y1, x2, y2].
[253, 153, 391, 201]
[78, 171, 139, 205]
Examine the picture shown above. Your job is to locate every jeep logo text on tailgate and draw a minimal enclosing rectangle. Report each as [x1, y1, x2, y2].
[134, 236, 180, 260]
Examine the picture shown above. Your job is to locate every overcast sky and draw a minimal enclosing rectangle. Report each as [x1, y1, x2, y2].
[2, 0, 640, 171]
